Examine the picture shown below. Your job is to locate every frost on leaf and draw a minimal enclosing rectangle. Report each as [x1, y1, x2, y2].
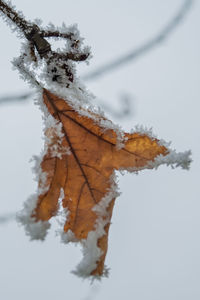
[18, 89, 191, 278]
[0, 0, 192, 280]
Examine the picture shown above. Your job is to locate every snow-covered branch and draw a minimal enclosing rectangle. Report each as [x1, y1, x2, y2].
[0, 0, 91, 86]
[0, 0, 193, 105]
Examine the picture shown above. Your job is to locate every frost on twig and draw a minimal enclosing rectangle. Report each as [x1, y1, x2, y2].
[0, 0, 193, 107]
[0, 0, 91, 88]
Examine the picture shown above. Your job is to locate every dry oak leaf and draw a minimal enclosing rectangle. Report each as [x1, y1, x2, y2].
[33, 89, 168, 277]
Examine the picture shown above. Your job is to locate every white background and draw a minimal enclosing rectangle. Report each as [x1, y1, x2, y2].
[0, 1, 199, 299]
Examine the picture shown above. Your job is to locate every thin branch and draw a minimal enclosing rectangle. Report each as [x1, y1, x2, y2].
[99, 93, 135, 119]
[83, 0, 193, 81]
[0, 0, 32, 34]
[41, 30, 73, 39]
[0, 1, 51, 59]
[0, 91, 134, 119]
[51, 52, 90, 62]
[0, 0, 52, 58]
[0, 92, 33, 105]
[0, 0, 193, 104]
[0, 0, 90, 85]
[0, 213, 15, 224]
[0, 0, 77, 59]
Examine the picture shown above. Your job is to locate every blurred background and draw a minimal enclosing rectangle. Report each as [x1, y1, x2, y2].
[0, 0, 199, 299]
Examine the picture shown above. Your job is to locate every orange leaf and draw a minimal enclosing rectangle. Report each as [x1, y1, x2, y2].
[31, 89, 168, 277]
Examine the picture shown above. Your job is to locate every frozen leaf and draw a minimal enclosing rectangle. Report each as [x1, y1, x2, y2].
[0, 0, 191, 280]
[31, 89, 169, 277]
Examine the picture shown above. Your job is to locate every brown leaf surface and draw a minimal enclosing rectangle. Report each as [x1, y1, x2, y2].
[33, 89, 168, 276]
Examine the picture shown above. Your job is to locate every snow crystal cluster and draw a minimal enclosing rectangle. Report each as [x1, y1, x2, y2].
[0, 1, 28, 38]
[63, 173, 120, 279]
[17, 193, 50, 241]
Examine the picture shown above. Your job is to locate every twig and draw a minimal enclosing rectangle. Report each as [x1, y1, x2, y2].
[99, 93, 135, 119]
[83, 0, 193, 81]
[0, 0, 193, 104]
[0, 0, 90, 84]
[0, 91, 134, 119]
[0, 0, 32, 33]
[0, 213, 15, 224]
[0, 92, 33, 105]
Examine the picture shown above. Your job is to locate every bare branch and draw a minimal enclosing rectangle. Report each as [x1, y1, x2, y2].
[99, 93, 135, 119]
[0, 213, 15, 224]
[0, 92, 33, 105]
[83, 0, 193, 81]
[0, 90, 134, 119]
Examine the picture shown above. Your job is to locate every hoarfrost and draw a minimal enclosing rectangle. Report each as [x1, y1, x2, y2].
[59, 173, 120, 279]
[131, 124, 156, 139]
[60, 230, 78, 244]
[44, 115, 69, 159]
[15, 52, 192, 276]
[92, 173, 120, 217]
[72, 231, 103, 279]
[17, 194, 50, 240]
[17, 149, 50, 238]
[8, 4, 192, 279]
[124, 148, 192, 174]
[55, 188, 69, 229]
[148, 149, 192, 170]
[0, 1, 30, 38]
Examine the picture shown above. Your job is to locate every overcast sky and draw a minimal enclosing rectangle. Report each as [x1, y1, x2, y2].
[0, 1, 199, 299]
